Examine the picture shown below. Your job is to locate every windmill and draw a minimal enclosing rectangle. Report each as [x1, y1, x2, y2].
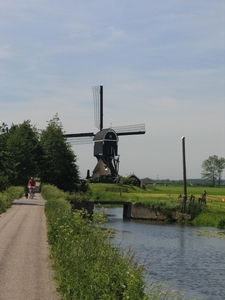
[64, 86, 145, 182]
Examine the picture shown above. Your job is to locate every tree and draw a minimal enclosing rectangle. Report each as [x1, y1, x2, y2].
[0, 125, 10, 190]
[39, 114, 80, 192]
[217, 157, 225, 187]
[201, 155, 225, 187]
[1, 121, 41, 186]
[0, 122, 8, 133]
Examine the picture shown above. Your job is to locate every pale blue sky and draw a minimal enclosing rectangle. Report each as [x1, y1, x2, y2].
[1, 0, 225, 180]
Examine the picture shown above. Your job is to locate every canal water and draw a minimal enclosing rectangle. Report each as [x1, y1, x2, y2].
[97, 207, 225, 300]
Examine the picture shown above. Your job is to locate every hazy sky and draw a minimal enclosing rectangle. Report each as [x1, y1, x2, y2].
[1, 0, 225, 180]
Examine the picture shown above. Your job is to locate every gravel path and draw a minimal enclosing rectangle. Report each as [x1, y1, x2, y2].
[0, 193, 60, 300]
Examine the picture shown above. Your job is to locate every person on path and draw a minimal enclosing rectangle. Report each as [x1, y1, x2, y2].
[28, 177, 36, 198]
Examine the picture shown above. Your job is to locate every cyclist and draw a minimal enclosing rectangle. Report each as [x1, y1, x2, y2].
[28, 177, 36, 198]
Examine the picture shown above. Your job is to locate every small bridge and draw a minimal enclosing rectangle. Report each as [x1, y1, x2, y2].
[72, 200, 132, 219]
[93, 200, 132, 219]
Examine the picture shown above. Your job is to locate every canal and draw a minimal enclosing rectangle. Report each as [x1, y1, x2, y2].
[97, 207, 225, 300]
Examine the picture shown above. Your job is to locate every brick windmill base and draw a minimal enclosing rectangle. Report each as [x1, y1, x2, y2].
[92, 158, 114, 182]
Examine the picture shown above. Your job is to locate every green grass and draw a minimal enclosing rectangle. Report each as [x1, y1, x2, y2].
[89, 183, 225, 228]
[43, 185, 146, 299]
[90, 183, 225, 201]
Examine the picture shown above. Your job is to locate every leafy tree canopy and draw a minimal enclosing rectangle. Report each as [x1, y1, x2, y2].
[39, 113, 80, 192]
[0, 115, 80, 192]
[201, 155, 225, 187]
[0, 120, 41, 186]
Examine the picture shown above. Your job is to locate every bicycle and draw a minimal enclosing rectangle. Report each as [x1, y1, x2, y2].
[28, 186, 35, 199]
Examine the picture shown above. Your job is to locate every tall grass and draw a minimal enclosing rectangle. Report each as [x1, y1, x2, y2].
[192, 210, 225, 228]
[0, 186, 24, 214]
[43, 185, 146, 299]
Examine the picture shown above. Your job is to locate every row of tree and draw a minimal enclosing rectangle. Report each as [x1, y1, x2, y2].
[0, 114, 80, 192]
[141, 155, 225, 187]
[1, 115, 224, 191]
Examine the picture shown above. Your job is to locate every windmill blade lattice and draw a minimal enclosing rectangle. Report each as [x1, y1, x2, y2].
[92, 85, 103, 131]
[112, 123, 146, 136]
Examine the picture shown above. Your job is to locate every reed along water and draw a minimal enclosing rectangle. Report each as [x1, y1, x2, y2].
[96, 206, 225, 300]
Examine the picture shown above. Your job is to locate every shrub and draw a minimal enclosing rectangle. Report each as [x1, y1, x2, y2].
[184, 202, 202, 219]
[65, 191, 90, 204]
[217, 218, 225, 229]
[120, 177, 139, 187]
[0, 186, 24, 214]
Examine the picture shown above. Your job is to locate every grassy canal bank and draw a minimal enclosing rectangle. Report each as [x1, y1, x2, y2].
[42, 184, 185, 300]
[89, 183, 225, 228]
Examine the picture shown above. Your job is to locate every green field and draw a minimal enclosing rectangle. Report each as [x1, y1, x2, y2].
[89, 183, 225, 202]
[89, 183, 225, 228]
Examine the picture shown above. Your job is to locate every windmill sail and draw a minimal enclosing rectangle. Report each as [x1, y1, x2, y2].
[64, 132, 94, 145]
[64, 135, 94, 145]
[92, 85, 103, 131]
[112, 123, 146, 136]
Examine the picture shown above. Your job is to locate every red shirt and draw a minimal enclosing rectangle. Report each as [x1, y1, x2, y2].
[28, 179, 36, 187]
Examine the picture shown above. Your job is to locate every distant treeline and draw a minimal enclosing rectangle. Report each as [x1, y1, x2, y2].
[141, 178, 225, 186]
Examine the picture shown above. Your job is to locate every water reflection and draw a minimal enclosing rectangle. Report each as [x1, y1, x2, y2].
[96, 207, 225, 300]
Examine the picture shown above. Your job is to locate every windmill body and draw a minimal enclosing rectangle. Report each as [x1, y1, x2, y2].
[92, 128, 119, 182]
[64, 86, 145, 182]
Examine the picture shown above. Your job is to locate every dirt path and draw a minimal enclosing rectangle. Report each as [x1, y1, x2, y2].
[0, 193, 60, 300]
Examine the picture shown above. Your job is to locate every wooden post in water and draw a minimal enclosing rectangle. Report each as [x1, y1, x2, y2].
[181, 136, 187, 212]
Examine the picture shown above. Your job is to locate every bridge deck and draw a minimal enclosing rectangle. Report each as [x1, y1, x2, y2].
[93, 200, 131, 205]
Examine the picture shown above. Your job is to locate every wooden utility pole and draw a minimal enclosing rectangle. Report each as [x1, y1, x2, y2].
[182, 136, 187, 212]
[100, 85, 103, 131]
